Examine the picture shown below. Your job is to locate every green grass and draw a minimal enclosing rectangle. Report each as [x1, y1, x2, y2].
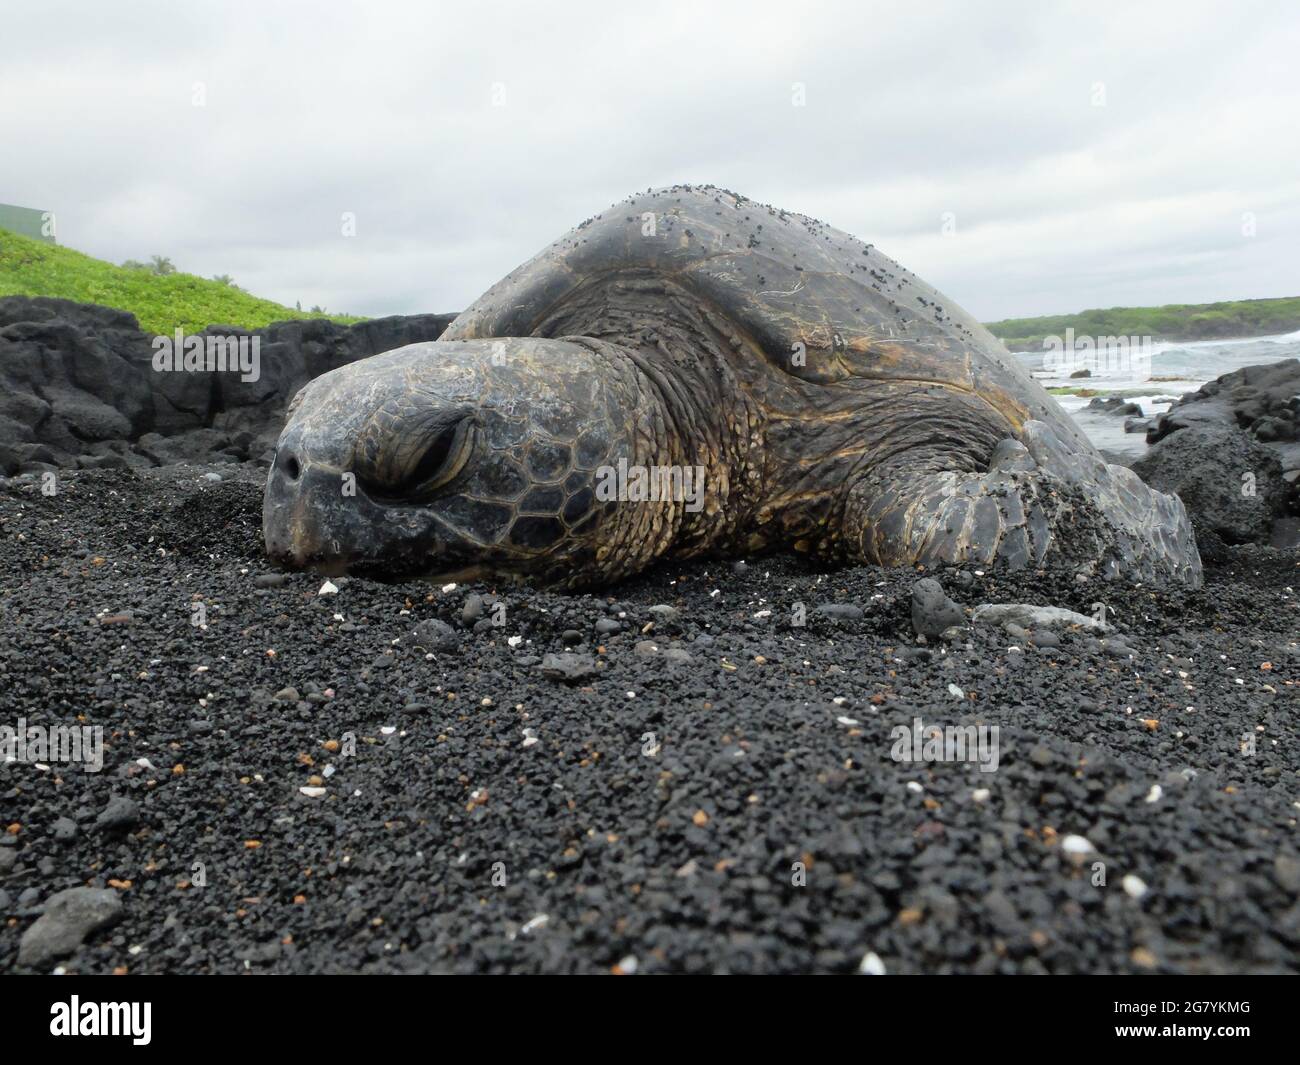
[0, 229, 364, 335]
[985, 296, 1300, 351]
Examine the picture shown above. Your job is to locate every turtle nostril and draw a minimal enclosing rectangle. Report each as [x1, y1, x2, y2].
[283, 454, 301, 481]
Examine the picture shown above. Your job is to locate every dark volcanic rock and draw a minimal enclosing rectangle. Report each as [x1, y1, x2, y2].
[1148, 358, 1300, 484]
[910, 578, 964, 637]
[412, 618, 459, 653]
[1133, 424, 1289, 545]
[0, 296, 455, 474]
[815, 602, 864, 622]
[539, 652, 598, 683]
[1085, 395, 1143, 417]
[93, 795, 140, 834]
[0, 301, 152, 470]
[18, 887, 124, 968]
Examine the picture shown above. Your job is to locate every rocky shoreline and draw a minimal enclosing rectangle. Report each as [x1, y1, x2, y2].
[1, 462, 1296, 973]
[1133, 360, 1299, 550]
[0, 296, 453, 475]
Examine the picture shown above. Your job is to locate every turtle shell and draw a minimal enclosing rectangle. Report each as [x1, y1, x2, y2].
[441, 184, 1089, 452]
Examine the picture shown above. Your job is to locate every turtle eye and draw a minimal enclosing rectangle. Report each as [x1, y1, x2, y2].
[402, 416, 477, 496]
[362, 415, 477, 502]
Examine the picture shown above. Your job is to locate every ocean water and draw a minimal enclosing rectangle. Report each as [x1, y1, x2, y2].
[1012, 329, 1300, 459]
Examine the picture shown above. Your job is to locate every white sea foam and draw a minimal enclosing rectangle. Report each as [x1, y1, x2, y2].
[1018, 331, 1300, 458]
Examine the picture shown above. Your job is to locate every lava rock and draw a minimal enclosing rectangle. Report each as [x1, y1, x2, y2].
[50, 817, 78, 842]
[461, 593, 485, 624]
[1086, 396, 1144, 417]
[911, 579, 963, 637]
[0, 295, 455, 472]
[412, 618, 459, 653]
[18, 887, 124, 968]
[1133, 424, 1289, 545]
[93, 796, 139, 834]
[539, 653, 598, 683]
[815, 603, 864, 622]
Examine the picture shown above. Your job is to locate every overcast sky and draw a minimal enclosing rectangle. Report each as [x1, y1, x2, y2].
[3, 0, 1298, 323]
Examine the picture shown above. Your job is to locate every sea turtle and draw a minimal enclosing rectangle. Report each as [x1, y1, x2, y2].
[263, 185, 1201, 588]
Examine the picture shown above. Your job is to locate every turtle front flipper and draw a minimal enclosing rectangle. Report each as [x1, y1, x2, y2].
[844, 420, 1202, 586]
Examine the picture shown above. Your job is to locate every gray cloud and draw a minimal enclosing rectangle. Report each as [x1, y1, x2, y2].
[3, 0, 1297, 322]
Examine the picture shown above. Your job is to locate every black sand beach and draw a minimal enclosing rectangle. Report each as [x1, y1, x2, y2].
[2, 463, 1296, 974]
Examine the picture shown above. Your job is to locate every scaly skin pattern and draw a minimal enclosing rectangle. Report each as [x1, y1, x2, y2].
[264, 337, 677, 586]
[265, 185, 1202, 588]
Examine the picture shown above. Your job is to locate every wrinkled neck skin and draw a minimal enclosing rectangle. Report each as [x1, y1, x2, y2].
[535, 277, 763, 575]
[545, 275, 1014, 576]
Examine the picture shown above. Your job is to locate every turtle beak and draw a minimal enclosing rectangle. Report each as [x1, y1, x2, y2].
[264, 444, 340, 568]
[263, 419, 375, 571]
[263, 425, 444, 574]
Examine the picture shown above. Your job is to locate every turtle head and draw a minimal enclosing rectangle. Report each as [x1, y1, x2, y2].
[263, 337, 667, 586]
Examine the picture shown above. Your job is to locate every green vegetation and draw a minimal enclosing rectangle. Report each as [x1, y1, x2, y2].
[1046, 385, 1180, 397]
[0, 228, 363, 335]
[985, 296, 1300, 351]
